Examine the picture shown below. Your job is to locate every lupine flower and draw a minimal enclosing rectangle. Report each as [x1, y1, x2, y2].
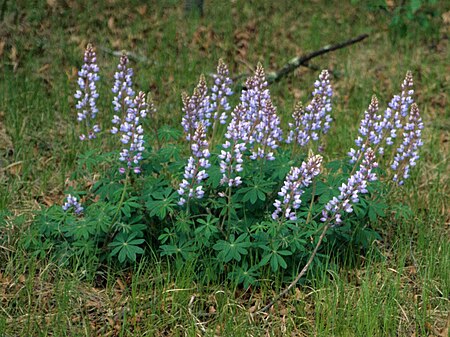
[111, 54, 135, 135]
[178, 123, 211, 205]
[288, 70, 333, 147]
[321, 149, 378, 226]
[240, 63, 283, 160]
[391, 103, 423, 185]
[181, 75, 212, 141]
[348, 95, 382, 163]
[272, 154, 323, 221]
[210, 59, 233, 125]
[286, 101, 308, 145]
[62, 194, 83, 215]
[219, 104, 248, 187]
[377, 71, 415, 152]
[115, 91, 148, 174]
[74, 43, 100, 141]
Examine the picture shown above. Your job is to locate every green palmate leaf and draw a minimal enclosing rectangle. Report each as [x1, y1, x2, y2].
[228, 263, 259, 288]
[145, 188, 177, 219]
[160, 240, 196, 259]
[195, 215, 220, 242]
[207, 164, 223, 188]
[158, 125, 182, 141]
[62, 219, 96, 240]
[259, 245, 293, 272]
[238, 178, 275, 204]
[213, 234, 251, 263]
[157, 145, 180, 162]
[109, 232, 145, 263]
[367, 200, 387, 222]
[158, 227, 176, 244]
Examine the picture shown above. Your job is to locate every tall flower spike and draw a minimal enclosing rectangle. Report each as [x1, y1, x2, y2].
[111, 54, 135, 134]
[240, 63, 283, 160]
[181, 75, 212, 141]
[288, 70, 333, 147]
[117, 91, 148, 174]
[62, 194, 84, 215]
[391, 103, 423, 185]
[112, 54, 135, 111]
[378, 71, 415, 151]
[178, 122, 211, 205]
[321, 149, 378, 226]
[211, 59, 233, 125]
[219, 104, 248, 187]
[286, 101, 309, 146]
[348, 95, 382, 163]
[74, 43, 100, 141]
[272, 154, 323, 221]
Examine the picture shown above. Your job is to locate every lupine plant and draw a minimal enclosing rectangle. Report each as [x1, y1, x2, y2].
[31, 44, 424, 288]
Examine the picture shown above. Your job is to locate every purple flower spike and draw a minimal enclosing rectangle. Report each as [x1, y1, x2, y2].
[116, 91, 148, 174]
[112, 54, 135, 111]
[272, 154, 323, 221]
[240, 63, 283, 160]
[211, 59, 233, 125]
[74, 43, 100, 141]
[378, 71, 415, 150]
[181, 75, 212, 141]
[391, 103, 423, 185]
[219, 104, 248, 187]
[321, 149, 378, 226]
[178, 123, 211, 205]
[348, 95, 382, 163]
[287, 102, 308, 146]
[62, 194, 83, 215]
[287, 70, 333, 147]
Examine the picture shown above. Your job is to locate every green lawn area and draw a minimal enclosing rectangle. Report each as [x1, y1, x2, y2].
[0, 1, 448, 336]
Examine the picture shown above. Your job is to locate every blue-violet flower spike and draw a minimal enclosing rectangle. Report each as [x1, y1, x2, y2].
[391, 103, 423, 185]
[74, 43, 100, 141]
[178, 122, 211, 205]
[321, 149, 378, 226]
[116, 91, 148, 174]
[272, 154, 323, 221]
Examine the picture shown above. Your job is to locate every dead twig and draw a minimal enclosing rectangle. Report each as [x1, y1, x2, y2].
[234, 34, 369, 85]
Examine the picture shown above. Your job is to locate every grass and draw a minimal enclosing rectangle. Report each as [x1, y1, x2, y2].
[0, 0, 449, 336]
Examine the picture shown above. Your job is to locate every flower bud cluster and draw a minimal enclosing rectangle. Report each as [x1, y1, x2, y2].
[114, 92, 148, 174]
[287, 70, 333, 146]
[321, 149, 378, 225]
[178, 123, 211, 205]
[272, 154, 323, 221]
[74, 44, 100, 141]
[62, 195, 83, 215]
[391, 103, 423, 185]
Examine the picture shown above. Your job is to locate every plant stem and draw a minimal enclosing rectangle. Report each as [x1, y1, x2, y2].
[305, 181, 316, 224]
[111, 171, 129, 226]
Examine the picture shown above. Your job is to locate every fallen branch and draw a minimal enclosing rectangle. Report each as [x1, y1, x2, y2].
[259, 223, 330, 313]
[234, 34, 368, 85]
